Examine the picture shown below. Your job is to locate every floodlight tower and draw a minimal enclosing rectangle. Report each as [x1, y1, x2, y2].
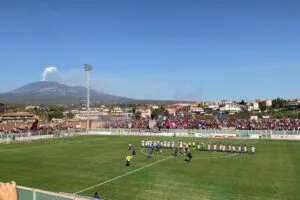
[84, 64, 92, 133]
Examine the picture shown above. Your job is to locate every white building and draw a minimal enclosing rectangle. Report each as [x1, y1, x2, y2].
[25, 105, 40, 110]
[253, 103, 260, 111]
[265, 100, 272, 107]
[75, 110, 100, 120]
[208, 105, 219, 110]
[190, 107, 204, 113]
[174, 103, 192, 107]
[219, 103, 241, 113]
[149, 105, 159, 109]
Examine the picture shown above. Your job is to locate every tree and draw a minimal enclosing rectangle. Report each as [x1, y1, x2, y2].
[198, 103, 204, 107]
[0, 102, 4, 113]
[259, 102, 267, 111]
[132, 107, 136, 114]
[236, 110, 251, 119]
[239, 99, 246, 105]
[151, 106, 169, 119]
[272, 98, 287, 109]
[47, 106, 64, 120]
[66, 112, 75, 119]
[135, 111, 141, 120]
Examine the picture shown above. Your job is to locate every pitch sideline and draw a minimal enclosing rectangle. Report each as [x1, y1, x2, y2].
[73, 156, 172, 195]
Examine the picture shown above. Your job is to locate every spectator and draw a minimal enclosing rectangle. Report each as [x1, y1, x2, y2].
[93, 192, 100, 200]
[0, 181, 18, 200]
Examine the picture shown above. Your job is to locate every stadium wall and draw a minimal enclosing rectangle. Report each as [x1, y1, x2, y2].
[0, 129, 78, 143]
[86, 128, 300, 140]
[1, 128, 300, 143]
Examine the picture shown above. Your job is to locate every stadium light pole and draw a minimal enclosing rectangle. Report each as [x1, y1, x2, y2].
[84, 64, 92, 134]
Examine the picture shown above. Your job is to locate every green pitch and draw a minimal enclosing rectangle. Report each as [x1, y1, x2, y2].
[0, 135, 300, 200]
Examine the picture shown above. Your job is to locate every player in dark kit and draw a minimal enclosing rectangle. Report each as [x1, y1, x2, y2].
[185, 150, 192, 162]
[147, 144, 154, 158]
[131, 145, 136, 156]
[187, 151, 192, 161]
[173, 143, 179, 156]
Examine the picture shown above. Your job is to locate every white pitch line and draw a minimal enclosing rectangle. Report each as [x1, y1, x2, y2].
[74, 156, 172, 195]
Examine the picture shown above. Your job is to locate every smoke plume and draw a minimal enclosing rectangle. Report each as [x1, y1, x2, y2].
[41, 66, 59, 81]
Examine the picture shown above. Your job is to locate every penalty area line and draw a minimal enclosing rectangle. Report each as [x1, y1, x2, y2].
[73, 156, 172, 195]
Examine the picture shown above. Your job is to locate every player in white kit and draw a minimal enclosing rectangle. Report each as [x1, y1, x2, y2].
[179, 141, 183, 149]
[197, 143, 201, 151]
[219, 143, 223, 152]
[207, 143, 211, 151]
[163, 141, 167, 148]
[141, 140, 145, 148]
[213, 143, 217, 151]
[232, 145, 236, 153]
[251, 144, 255, 154]
[244, 144, 248, 153]
[238, 144, 242, 153]
[222, 144, 226, 152]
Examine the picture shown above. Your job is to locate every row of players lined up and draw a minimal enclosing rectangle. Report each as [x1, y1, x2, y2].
[141, 140, 256, 153]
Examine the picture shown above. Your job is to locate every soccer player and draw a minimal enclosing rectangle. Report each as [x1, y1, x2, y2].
[172, 141, 175, 149]
[163, 141, 167, 148]
[93, 192, 101, 200]
[192, 142, 196, 150]
[219, 143, 222, 152]
[182, 143, 186, 154]
[145, 141, 149, 148]
[207, 143, 211, 151]
[186, 150, 192, 162]
[179, 141, 183, 149]
[174, 145, 179, 156]
[244, 144, 248, 154]
[213, 143, 217, 151]
[128, 143, 132, 151]
[201, 142, 206, 151]
[125, 155, 133, 166]
[251, 144, 255, 154]
[160, 141, 163, 153]
[167, 141, 171, 149]
[156, 142, 160, 152]
[222, 144, 226, 152]
[131, 145, 136, 156]
[228, 144, 232, 153]
[147, 145, 154, 158]
[141, 140, 145, 148]
[232, 145, 236, 153]
[197, 142, 201, 151]
[238, 144, 242, 154]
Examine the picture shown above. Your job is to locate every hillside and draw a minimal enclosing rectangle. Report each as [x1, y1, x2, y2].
[0, 81, 132, 104]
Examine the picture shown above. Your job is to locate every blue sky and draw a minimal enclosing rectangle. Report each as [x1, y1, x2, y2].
[0, 0, 299, 101]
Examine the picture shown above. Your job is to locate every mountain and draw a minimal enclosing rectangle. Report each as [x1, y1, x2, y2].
[0, 81, 133, 104]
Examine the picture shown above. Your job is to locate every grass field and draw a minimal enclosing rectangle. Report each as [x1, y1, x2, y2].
[0, 135, 300, 200]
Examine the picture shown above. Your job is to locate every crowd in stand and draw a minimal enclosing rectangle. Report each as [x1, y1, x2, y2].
[104, 117, 300, 131]
[1, 117, 300, 134]
[0, 124, 73, 134]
